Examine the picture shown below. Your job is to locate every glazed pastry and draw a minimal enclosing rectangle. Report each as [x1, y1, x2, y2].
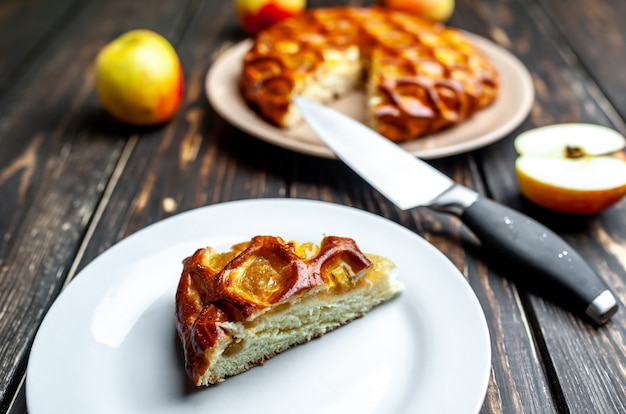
[240, 6, 499, 142]
[175, 235, 402, 385]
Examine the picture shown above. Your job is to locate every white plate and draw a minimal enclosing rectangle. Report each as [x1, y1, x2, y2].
[27, 199, 491, 414]
[206, 33, 534, 159]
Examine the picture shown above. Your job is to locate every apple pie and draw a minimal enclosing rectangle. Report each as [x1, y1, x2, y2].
[175, 235, 402, 385]
[240, 6, 499, 142]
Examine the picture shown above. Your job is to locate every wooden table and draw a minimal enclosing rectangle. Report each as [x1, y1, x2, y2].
[2, 0, 626, 412]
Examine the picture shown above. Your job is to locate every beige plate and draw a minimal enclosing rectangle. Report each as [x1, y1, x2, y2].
[206, 33, 534, 159]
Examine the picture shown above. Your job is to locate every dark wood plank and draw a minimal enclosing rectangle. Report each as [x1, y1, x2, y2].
[468, 0, 626, 412]
[0, 0, 85, 95]
[540, 0, 626, 129]
[0, 0, 195, 409]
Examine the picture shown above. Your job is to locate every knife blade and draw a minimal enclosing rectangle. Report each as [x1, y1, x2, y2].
[294, 97, 618, 325]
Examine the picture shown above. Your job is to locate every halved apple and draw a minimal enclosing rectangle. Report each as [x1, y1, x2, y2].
[514, 123, 626, 214]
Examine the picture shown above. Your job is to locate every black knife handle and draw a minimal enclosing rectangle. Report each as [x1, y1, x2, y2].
[460, 195, 618, 325]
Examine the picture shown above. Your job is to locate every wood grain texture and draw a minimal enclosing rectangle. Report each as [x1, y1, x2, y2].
[0, 0, 85, 96]
[539, 0, 626, 132]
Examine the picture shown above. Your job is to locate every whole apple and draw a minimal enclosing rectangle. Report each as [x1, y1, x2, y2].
[235, 0, 306, 35]
[95, 29, 184, 126]
[378, 0, 455, 22]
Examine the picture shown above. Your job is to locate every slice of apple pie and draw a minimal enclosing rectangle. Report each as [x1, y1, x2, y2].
[175, 235, 402, 385]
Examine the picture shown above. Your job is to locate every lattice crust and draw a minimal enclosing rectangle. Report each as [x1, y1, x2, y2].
[175, 235, 402, 385]
[240, 6, 499, 142]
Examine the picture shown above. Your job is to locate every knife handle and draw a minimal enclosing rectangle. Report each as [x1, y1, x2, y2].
[460, 195, 618, 325]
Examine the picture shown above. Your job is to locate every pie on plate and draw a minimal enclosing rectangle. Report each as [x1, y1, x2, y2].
[207, 34, 533, 159]
[240, 6, 500, 143]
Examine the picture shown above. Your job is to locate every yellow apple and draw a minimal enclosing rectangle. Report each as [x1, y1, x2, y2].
[377, 0, 455, 22]
[235, 0, 306, 35]
[95, 29, 184, 126]
[514, 123, 626, 214]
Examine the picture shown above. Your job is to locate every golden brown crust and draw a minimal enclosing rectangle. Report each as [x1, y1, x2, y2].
[240, 6, 499, 142]
[175, 235, 372, 384]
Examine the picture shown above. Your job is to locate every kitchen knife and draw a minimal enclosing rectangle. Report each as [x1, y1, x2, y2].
[294, 97, 618, 325]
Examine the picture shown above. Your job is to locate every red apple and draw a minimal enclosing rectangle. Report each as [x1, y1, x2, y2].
[235, 0, 306, 35]
[377, 0, 455, 22]
[95, 29, 184, 126]
[514, 123, 626, 214]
